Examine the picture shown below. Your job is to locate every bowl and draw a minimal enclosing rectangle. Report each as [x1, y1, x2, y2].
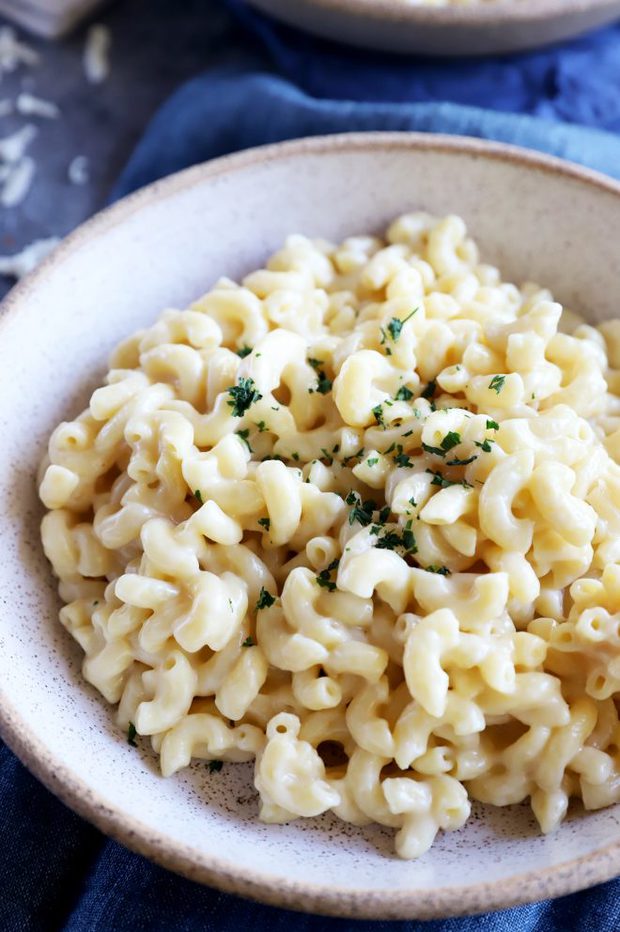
[246, 0, 620, 56]
[2, 133, 620, 920]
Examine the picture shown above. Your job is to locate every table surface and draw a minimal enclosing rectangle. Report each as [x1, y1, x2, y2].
[0, 0, 239, 300]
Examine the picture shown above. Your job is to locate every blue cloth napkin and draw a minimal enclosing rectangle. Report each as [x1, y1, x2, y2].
[222, 0, 620, 129]
[6, 2, 620, 929]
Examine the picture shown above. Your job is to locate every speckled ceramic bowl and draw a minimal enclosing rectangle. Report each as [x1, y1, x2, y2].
[247, 0, 620, 55]
[2, 134, 620, 920]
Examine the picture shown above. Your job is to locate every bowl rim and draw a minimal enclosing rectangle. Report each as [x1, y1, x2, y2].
[247, 0, 620, 26]
[3, 131, 620, 920]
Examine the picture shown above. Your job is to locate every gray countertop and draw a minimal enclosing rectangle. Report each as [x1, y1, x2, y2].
[0, 0, 240, 298]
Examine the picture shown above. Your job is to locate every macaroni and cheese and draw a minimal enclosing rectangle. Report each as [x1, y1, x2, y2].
[39, 213, 620, 858]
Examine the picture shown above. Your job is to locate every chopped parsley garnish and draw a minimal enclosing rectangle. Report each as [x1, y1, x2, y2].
[425, 565, 451, 575]
[258, 517, 270, 531]
[423, 431, 462, 458]
[441, 431, 461, 452]
[378, 505, 391, 524]
[393, 446, 412, 468]
[395, 385, 414, 402]
[236, 345, 252, 358]
[242, 636, 254, 647]
[389, 308, 417, 340]
[380, 308, 418, 348]
[372, 404, 385, 428]
[227, 377, 262, 417]
[422, 443, 446, 457]
[315, 374, 332, 395]
[255, 587, 276, 611]
[291, 452, 300, 462]
[376, 531, 404, 551]
[447, 455, 478, 466]
[489, 375, 506, 395]
[486, 419, 500, 431]
[236, 428, 252, 451]
[421, 379, 437, 401]
[372, 520, 417, 554]
[408, 496, 417, 508]
[333, 444, 340, 453]
[208, 760, 224, 773]
[342, 447, 365, 466]
[255, 420, 268, 433]
[426, 469, 472, 490]
[315, 558, 340, 592]
[127, 722, 138, 747]
[474, 439, 493, 453]
[402, 520, 417, 552]
[346, 490, 376, 527]
[194, 489, 203, 504]
[384, 442, 397, 454]
[367, 457, 379, 467]
[307, 357, 332, 395]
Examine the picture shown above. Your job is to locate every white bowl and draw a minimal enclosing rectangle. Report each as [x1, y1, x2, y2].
[2, 134, 620, 920]
[247, 0, 620, 56]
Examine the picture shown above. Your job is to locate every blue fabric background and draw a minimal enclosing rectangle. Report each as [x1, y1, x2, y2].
[7, 1, 620, 928]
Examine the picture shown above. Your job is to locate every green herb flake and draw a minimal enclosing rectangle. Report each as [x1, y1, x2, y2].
[422, 443, 446, 457]
[447, 455, 478, 466]
[208, 760, 224, 773]
[426, 469, 472, 490]
[127, 722, 138, 747]
[320, 448, 333, 465]
[236, 345, 253, 358]
[395, 385, 414, 402]
[255, 420, 268, 433]
[382, 308, 418, 346]
[291, 452, 300, 462]
[402, 520, 417, 553]
[342, 447, 365, 467]
[346, 491, 376, 527]
[421, 379, 437, 401]
[425, 565, 451, 576]
[236, 428, 252, 451]
[315, 374, 333, 395]
[474, 439, 493, 453]
[194, 489, 203, 504]
[372, 403, 385, 428]
[489, 375, 506, 395]
[393, 446, 412, 468]
[486, 419, 500, 431]
[378, 505, 391, 524]
[258, 517, 271, 531]
[408, 496, 417, 508]
[375, 531, 403, 551]
[332, 444, 340, 454]
[227, 377, 263, 417]
[308, 357, 324, 371]
[440, 431, 461, 452]
[316, 559, 340, 592]
[255, 587, 276, 611]
[367, 457, 379, 467]
[242, 636, 254, 647]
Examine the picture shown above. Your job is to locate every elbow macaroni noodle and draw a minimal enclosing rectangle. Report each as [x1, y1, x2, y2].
[39, 212, 620, 858]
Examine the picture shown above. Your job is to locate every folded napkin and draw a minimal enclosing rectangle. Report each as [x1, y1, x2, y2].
[6, 4, 620, 929]
[223, 0, 620, 130]
[116, 68, 620, 197]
